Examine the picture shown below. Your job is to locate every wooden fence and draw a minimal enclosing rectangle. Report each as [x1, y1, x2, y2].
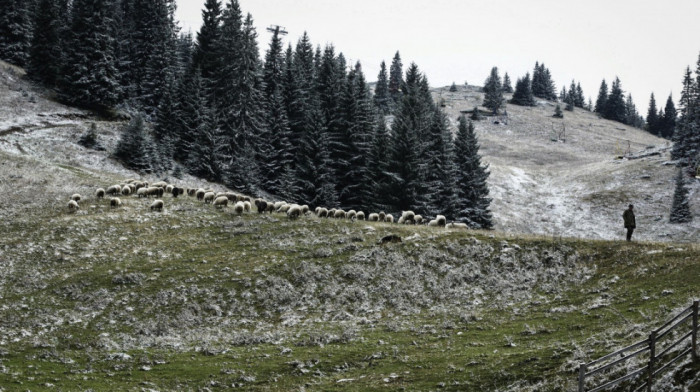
[578, 300, 698, 392]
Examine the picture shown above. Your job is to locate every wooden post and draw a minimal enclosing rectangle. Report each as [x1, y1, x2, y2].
[647, 331, 656, 392]
[693, 300, 698, 361]
[578, 363, 586, 392]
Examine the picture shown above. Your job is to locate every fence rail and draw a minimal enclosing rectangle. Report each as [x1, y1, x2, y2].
[578, 300, 698, 392]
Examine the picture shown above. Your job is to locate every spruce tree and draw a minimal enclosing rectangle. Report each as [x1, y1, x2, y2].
[366, 116, 390, 211]
[575, 82, 585, 108]
[483, 66, 504, 114]
[646, 93, 659, 135]
[152, 77, 178, 170]
[61, 0, 121, 111]
[531, 62, 557, 100]
[503, 73, 513, 93]
[604, 77, 626, 123]
[388, 51, 403, 110]
[27, 0, 62, 86]
[421, 105, 458, 218]
[449, 82, 458, 92]
[187, 110, 226, 183]
[114, 114, 154, 172]
[660, 94, 676, 139]
[454, 115, 492, 229]
[670, 169, 692, 223]
[373, 61, 390, 114]
[672, 67, 699, 164]
[594, 79, 608, 114]
[553, 104, 563, 118]
[0, 0, 33, 66]
[510, 73, 535, 106]
[194, 0, 222, 84]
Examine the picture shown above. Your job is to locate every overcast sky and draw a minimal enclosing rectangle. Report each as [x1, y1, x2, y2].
[176, 0, 700, 112]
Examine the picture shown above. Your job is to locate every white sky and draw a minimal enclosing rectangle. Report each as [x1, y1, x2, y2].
[176, 0, 700, 112]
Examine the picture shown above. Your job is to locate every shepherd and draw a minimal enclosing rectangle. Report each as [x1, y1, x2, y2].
[623, 204, 636, 242]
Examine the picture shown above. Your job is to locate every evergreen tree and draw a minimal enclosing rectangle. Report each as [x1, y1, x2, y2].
[565, 86, 575, 112]
[646, 93, 660, 135]
[502, 73, 513, 93]
[373, 60, 390, 113]
[296, 106, 337, 207]
[669, 169, 692, 223]
[604, 77, 626, 122]
[187, 110, 226, 182]
[510, 73, 535, 106]
[660, 94, 676, 139]
[531, 62, 556, 100]
[0, 0, 33, 66]
[175, 32, 195, 77]
[27, 0, 62, 86]
[470, 106, 482, 121]
[194, 0, 222, 84]
[366, 116, 390, 211]
[575, 82, 585, 108]
[114, 114, 155, 172]
[672, 67, 699, 164]
[152, 76, 178, 170]
[594, 79, 608, 114]
[624, 94, 644, 128]
[61, 0, 121, 111]
[421, 105, 458, 218]
[453, 115, 492, 229]
[388, 51, 403, 110]
[483, 66, 504, 114]
[553, 104, 563, 118]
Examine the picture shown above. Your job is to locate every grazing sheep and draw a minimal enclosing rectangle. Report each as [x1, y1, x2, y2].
[287, 205, 302, 219]
[136, 188, 149, 198]
[150, 199, 164, 212]
[446, 222, 468, 229]
[110, 197, 122, 208]
[243, 201, 252, 212]
[436, 215, 447, 226]
[328, 208, 336, 218]
[70, 193, 82, 202]
[67, 200, 79, 212]
[385, 214, 394, 223]
[124, 178, 136, 184]
[151, 181, 168, 188]
[273, 201, 286, 210]
[317, 207, 329, 218]
[414, 215, 423, 225]
[334, 209, 346, 219]
[106, 185, 121, 196]
[133, 181, 147, 190]
[356, 211, 365, 221]
[243, 196, 251, 202]
[379, 212, 386, 221]
[203, 192, 216, 204]
[277, 203, 291, 213]
[346, 210, 357, 220]
[301, 205, 310, 215]
[314, 207, 321, 215]
[95, 188, 105, 199]
[172, 187, 183, 198]
[368, 213, 379, 222]
[224, 193, 238, 202]
[187, 188, 197, 197]
[399, 210, 415, 225]
[196, 189, 206, 200]
[233, 201, 245, 215]
[255, 199, 268, 214]
[121, 186, 132, 196]
[165, 185, 174, 193]
[213, 196, 229, 209]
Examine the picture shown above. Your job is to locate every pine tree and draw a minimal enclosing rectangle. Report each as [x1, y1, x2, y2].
[531, 62, 557, 100]
[669, 169, 692, 223]
[366, 116, 390, 211]
[470, 106, 482, 121]
[194, 0, 222, 84]
[503, 73, 513, 93]
[594, 79, 608, 114]
[672, 66, 699, 163]
[27, 0, 62, 86]
[553, 104, 563, 118]
[604, 77, 626, 122]
[449, 82, 458, 92]
[114, 114, 154, 172]
[0, 0, 33, 66]
[660, 94, 676, 139]
[624, 94, 643, 128]
[421, 105, 458, 218]
[152, 77, 178, 170]
[388, 51, 403, 110]
[296, 106, 337, 207]
[454, 115, 492, 229]
[575, 82, 585, 108]
[373, 61, 390, 114]
[510, 73, 535, 106]
[483, 66, 504, 114]
[61, 0, 121, 111]
[646, 93, 660, 135]
[187, 110, 226, 182]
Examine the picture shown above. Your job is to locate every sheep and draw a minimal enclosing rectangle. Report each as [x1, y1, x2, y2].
[165, 185, 174, 194]
[266, 203, 275, 213]
[301, 205, 310, 215]
[151, 181, 168, 188]
[328, 208, 336, 218]
[314, 207, 321, 215]
[133, 181, 147, 190]
[243, 201, 252, 212]
[414, 215, 423, 225]
[446, 222, 468, 229]
[70, 193, 82, 202]
[106, 185, 121, 196]
[110, 197, 122, 208]
[150, 199, 164, 212]
[203, 192, 216, 204]
[121, 186, 132, 196]
[243, 196, 251, 202]
[317, 207, 329, 218]
[385, 214, 394, 223]
[356, 211, 365, 221]
[67, 200, 79, 212]
[399, 210, 415, 225]
[273, 201, 286, 210]
[428, 215, 447, 227]
[95, 188, 105, 199]
[255, 199, 269, 214]
[233, 201, 245, 215]
[213, 196, 229, 209]
[124, 178, 137, 184]
[287, 204, 302, 220]
[277, 203, 291, 213]
[187, 188, 197, 197]
[379, 212, 386, 221]
[196, 189, 206, 201]
[172, 187, 184, 198]
[346, 210, 357, 220]
[368, 213, 379, 222]
[334, 209, 346, 219]
[136, 188, 149, 198]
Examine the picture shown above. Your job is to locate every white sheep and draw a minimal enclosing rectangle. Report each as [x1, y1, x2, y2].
[328, 208, 336, 218]
[346, 210, 357, 220]
[196, 189, 206, 200]
[334, 209, 346, 219]
[110, 197, 122, 208]
[399, 210, 415, 224]
[67, 200, 79, 212]
[277, 203, 291, 213]
[378, 212, 386, 221]
[95, 188, 105, 199]
[121, 186, 132, 196]
[233, 201, 245, 215]
[368, 213, 379, 222]
[446, 222, 468, 229]
[213, 196, 229, 209]
[151, 181, 168, 188]
[436, 215, 447, 226]
[385, 214, 394, 223]
[274, 201, 286, 211]
[203, 192, 216, 204]
[136, 188, 149, 198]
[414, 215, 423, 225]
[287, 205, 302, 220]
[301, 205, 310, 215]
[356, 211, 365, 221]
[187, 188, 197, 197]
[150, 199, 164, 212]
[70, 193, 82, 202]
[106, 185, 121, 196]
[165, 185, 174, 194]
[317, 207, 329, 218]
[243, 201, 252, 212]
[314, 207, 321, 215]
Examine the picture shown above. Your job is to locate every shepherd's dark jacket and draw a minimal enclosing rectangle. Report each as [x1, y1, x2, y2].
[623, 209, 636, 228]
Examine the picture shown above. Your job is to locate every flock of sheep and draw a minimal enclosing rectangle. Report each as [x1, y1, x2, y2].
[66, 179, 469, 229]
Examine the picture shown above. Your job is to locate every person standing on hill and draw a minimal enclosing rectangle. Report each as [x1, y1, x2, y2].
[623, 204, 636, 241]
